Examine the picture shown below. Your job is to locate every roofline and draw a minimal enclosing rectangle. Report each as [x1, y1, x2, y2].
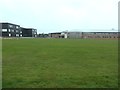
[49, 32, 62, 34]
[68, 31, 119, 33]
[25, 28, 37, 30]
[0, 22, 20, 26]
[21, 27, 37, 30]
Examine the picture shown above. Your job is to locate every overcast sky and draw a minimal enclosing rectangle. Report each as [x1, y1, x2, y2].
[0, 0, 119, 33]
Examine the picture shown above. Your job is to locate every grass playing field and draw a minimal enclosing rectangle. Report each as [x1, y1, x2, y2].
[0, 38, 2, 89]
[2, 38, 118, 88]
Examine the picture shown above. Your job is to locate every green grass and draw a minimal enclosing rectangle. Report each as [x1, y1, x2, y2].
[0, 38, 2, 89]
[2, 38, 118, 88]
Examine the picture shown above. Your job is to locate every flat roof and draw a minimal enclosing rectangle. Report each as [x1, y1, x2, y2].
[68, 31, 119, 33]
[70, 29, 119, 32]
[20, 27, 37, 30]
[49, 32, 61, 34]
[0, 22, 20, 26]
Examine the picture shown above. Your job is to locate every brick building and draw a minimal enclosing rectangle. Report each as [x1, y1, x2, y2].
[49, 31, 119, 39]
[49, 32, 62, 38]
[82, 32, 119, 39]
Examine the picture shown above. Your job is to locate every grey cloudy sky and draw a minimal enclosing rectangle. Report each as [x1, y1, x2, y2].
[0, 0, 119, 33]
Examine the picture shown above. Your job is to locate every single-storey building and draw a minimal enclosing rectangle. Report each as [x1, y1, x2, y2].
[49, 31, 120, 39]
[49, 32, 62, 38]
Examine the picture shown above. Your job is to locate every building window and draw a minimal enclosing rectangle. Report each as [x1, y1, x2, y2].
[2, 29, 7, 32]
[9, 25, 13, 28]
[11, 30, 14, 32]
[16, 26, 19, 29]
[16, 30, 19, 33]
[20, 34, 22, 37]
[9, 29, 11, 32]
[20, 31, 22, 33]
[16, 34, 19, 37]
[9, 34, 11, 37]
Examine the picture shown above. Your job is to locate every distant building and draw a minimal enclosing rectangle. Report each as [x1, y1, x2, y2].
[0, 22, 37, 37]
[67, 32, 83, 39]
[49, 32, 83, 39]
[1, 22, 22, 37]
[49, 31, 120, 39]
[82, 32, 119, 39]
[21, 28, 37, 37]
[37, 33, 49, 38]
[61, 32, 68, 38]
[49, 32, 62, 38]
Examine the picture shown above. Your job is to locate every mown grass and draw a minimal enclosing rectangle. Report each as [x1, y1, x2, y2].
[0, 38, 2, 89]
[2, 38, 118, 88]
